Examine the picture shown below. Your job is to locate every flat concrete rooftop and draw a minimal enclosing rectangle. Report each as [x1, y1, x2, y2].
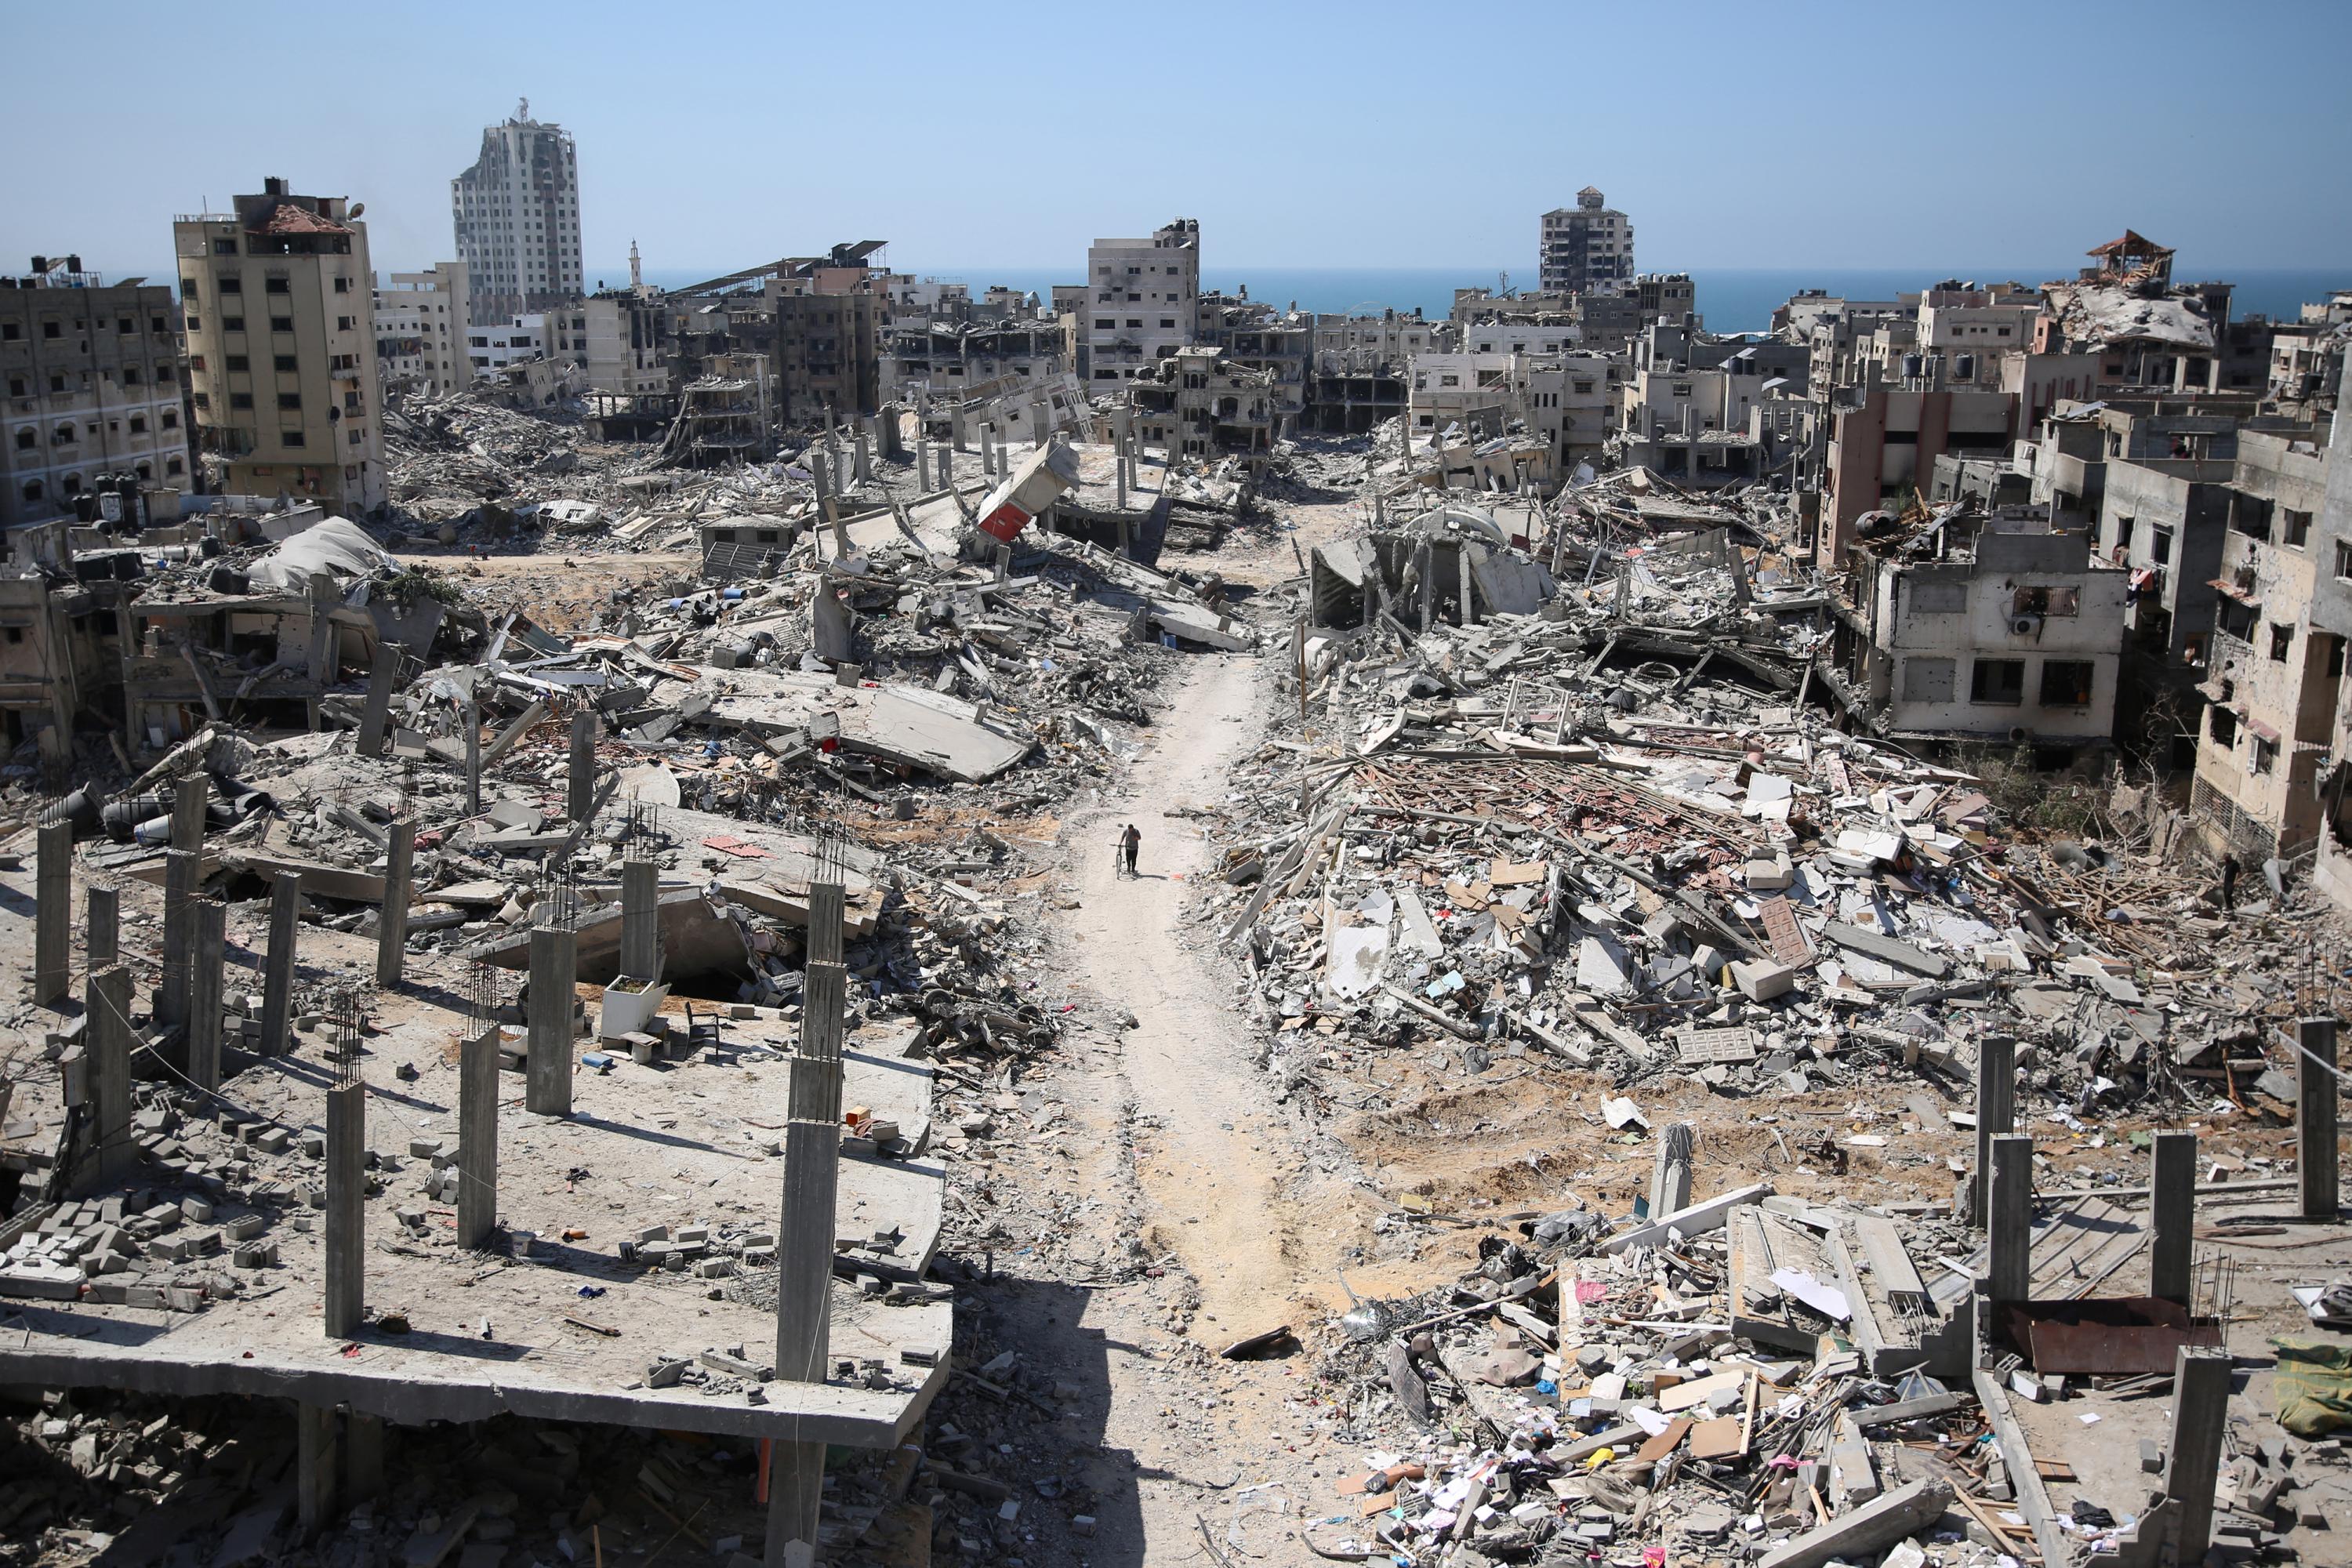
[0, 861, 948, 1450]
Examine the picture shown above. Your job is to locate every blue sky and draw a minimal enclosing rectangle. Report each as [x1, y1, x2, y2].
[2, 0, 2344, 285]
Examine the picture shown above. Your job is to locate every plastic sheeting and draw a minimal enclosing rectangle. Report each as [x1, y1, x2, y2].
[247, 517, 397, 590]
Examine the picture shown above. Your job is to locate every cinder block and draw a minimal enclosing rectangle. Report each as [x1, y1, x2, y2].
[1731, 960, 1798, 1003]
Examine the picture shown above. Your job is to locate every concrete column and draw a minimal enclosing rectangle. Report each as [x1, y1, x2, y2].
[33, 817, 70, 1007]
[567, 710, 597, 825]
[916, 439, 931, 491]
[357, 641, 403, 757]
[259, 871, 300, 1058]
[343, 1413, 385, 1504]
[2162, 1347, 2233, 1566]
[1650, 1122, 1695, 1220]
[2150, 1130, 2198, 1307]
[374, 818, 412, 989]
[526, 923, 577, 1116]
[187, 899, 227, 1093]
[619, 858, 660, 982]
[769, 868, 848, 1562]
[993, 543, 1011, 585]
[938, 442, 952, 485]
[323, 1063, 365, 1338]
[1986, 1132, 2033, 1308]
[85, 884, 118, 972]
[953, 405, 967, 452]
[464, 699, 483, 816]
[85, 965, 133, 1189]
[171, 773, 208, 853]
[2299, 1016, 2339, 1221]
[1971, 1033, 2016, 1228]
[158, 848, 198, 1028]
[765, 1436, 826, 1566]
[458, 1024, 499, 1250]
[296, 1403, 341, 1530]
[853, 428, 871, 485]
[303, 572, 338, 712]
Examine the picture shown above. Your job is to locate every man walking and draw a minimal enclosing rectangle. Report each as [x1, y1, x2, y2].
[1120, 823, 1142, 880]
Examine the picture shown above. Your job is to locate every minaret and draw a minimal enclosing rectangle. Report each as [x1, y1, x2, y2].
[629, 239, 643, 295]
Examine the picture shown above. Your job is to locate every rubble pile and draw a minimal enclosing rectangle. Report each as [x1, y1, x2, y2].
[1290, 1191, 2044, 1566]
[1209, 492, 2307, 1119]
[383, 387, 832, 553]
[0, 1396, 932, 1568]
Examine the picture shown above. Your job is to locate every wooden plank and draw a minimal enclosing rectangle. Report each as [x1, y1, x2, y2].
[1657, 1368, 1746, 1414]
[1636, 1417, 1693, 1464]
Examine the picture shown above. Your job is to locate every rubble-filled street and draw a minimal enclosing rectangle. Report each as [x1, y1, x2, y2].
[5, 386, 2352, 1568]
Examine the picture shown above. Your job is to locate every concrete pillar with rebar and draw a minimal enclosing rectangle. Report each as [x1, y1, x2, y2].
[620, 856, 660, 982]
[187, 900, 227, 1092]
[768, 853, 848, 1563]
[527, 899, 578, 1117]
[259, 871, 300, 1058]
[34, 816, 71, 1007]
[1971, 1033, 2016, 1228]
[2299, 1016, 2339, 1221]
[323, 1044, 366, 1339]
[375, 818, 412, 989]
[2161, 1346, 2233, 1566]
[459, 969, 501, 1250]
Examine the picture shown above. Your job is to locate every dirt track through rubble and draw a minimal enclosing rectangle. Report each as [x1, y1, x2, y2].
[1049, 652, 1308, 1331]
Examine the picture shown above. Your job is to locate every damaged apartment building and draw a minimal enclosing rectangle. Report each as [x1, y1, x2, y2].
[1126, 345, 1278, 468]
[2183, 422, 2343, 866]
[176, 178, 388, 517]
[1823, 508, 2127, 756]
[1, 256, 192, 530]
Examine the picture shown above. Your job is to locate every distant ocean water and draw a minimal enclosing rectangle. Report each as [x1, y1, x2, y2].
[625, 263, 2349, 334]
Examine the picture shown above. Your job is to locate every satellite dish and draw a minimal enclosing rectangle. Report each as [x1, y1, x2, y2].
[349, 202, 365, 219]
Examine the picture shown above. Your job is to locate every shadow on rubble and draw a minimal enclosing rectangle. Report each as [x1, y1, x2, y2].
[567, 1109, 746, 1159]
[251, 1050, 450, 1118]
[0, 1301, 181, 1351]
[931, 1262, 1156, 1566]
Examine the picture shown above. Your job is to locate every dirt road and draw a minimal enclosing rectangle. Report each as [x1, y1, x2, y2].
[1047, 652, 1306, 1331]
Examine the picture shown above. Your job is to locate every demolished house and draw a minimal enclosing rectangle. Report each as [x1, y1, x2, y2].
[1201, 463, 2352, 1568]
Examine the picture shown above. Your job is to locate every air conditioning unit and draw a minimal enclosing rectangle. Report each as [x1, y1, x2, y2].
[2011, 614, 2044, 638]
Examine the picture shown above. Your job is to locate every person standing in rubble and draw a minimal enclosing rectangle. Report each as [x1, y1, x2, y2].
[1119, 823, 1142, 879]
[2220, 852, 2241, 910]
